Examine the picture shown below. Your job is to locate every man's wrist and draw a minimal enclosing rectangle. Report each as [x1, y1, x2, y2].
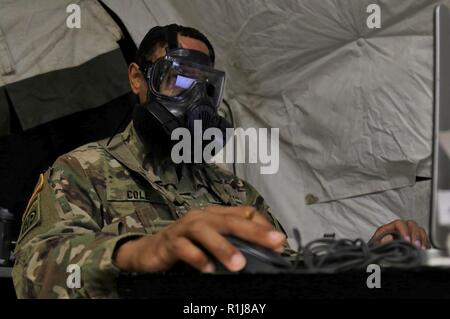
[113, 237, 141, 272]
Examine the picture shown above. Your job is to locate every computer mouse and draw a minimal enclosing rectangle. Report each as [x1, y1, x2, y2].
[211, 235, 292, 274]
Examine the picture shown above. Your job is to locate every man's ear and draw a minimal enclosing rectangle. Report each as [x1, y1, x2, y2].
[128, 62, 144, 95]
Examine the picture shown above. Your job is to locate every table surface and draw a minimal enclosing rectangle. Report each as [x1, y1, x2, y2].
[3, 265, 450, 299]
[2, 266, 450, 299]
[117, 266, 450, 299]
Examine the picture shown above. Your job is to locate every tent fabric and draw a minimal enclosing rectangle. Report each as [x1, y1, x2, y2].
[0, 0, 122, 86]
[0, 87, 8, 136]
[73, 0, 444, 242]
[6, 50, 130, 131]
[0, 0, 129, 134]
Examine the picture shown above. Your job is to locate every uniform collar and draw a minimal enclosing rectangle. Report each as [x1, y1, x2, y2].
[122, 121, 181, 186]
[101, 122, 226, 204]
[122, 121, 151, 166]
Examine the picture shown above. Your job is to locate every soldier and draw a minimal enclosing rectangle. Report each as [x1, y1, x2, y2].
[12, 24, 430, 298]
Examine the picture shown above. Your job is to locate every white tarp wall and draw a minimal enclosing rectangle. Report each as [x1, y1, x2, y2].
[0, 0, 130, 135]
[0, 0, 121, 86]
[103, 0, 446, 243]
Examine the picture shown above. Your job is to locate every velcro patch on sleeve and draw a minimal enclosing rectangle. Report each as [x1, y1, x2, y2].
[17, 194, 41, 244]
[24, 173, 44, 213]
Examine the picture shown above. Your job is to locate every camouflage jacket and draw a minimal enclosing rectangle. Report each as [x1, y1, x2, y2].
[12, 122, 283, 299]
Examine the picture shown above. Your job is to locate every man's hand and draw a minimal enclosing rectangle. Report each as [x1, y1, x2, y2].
[114, 205, 286, 273]
[369, 219, 431, 249]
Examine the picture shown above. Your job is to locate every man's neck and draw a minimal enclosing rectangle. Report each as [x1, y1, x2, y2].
[126, 121, 186, 182]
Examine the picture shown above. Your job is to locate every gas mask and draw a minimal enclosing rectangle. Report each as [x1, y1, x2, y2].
[133, 26, 232, 159]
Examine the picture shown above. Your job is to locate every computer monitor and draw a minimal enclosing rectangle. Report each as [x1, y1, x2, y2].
[431, 4, 450, 250]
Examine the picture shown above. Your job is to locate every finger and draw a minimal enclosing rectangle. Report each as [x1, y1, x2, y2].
[203, 205, 260, 220]
[214, 214, 286, 251]
[170, 237, 215, 273]
[408, 221, 422, 248]
[380, 234, 394, 244]
[204, 205, 274, 228]
[370, 227, 385, 245]
[186, 224, 246, 272]
[418, 228, 431, 249]
[370, 220, 410, 244]
[391, 220, 411, 241]
[370, 222, 398, 244]
[188, 213, 286, 252]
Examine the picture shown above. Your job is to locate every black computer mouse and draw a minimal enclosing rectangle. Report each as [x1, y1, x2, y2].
[211, 235, 292, 274]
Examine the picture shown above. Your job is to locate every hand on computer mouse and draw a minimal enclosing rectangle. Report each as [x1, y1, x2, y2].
[213, 235, 292, 273]
[114, 205, 286, 274]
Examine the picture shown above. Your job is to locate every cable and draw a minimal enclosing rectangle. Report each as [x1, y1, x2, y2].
[292, 228, 302, 268]
[292, 229, 423, 273]
[222, 99, 237, 177]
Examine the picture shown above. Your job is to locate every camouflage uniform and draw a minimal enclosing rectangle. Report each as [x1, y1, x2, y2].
[12, 122, 283, 299]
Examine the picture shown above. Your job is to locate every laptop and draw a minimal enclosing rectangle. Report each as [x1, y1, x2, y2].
[428, 4, 450, 260]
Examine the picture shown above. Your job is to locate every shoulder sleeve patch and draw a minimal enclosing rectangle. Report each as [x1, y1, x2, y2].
[17, 194, 41, 244]
[25, 173, 44, 213]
